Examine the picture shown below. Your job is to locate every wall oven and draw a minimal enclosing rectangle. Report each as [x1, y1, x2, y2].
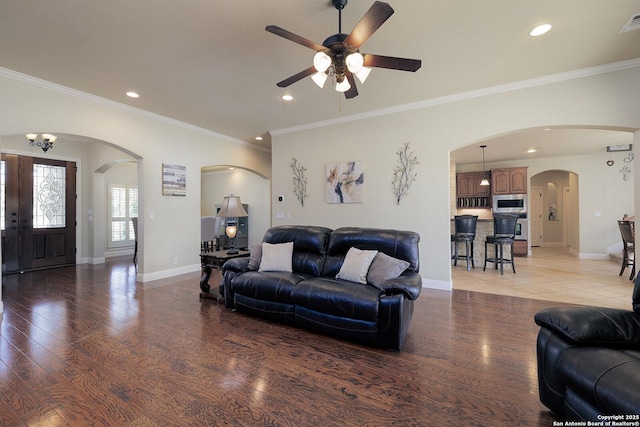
[492, 194, 527, 216]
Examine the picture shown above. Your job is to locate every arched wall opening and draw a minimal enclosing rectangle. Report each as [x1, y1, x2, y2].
[200, 165, 271, 250]
[450, 125, 635, 286]
[0, 132, 143, 266]
[530, 170, 580, 252]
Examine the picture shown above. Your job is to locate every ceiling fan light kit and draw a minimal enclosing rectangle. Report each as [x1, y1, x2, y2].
[266, 0, 422, 99]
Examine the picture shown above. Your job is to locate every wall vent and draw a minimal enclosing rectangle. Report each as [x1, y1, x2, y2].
[620, 13, 640, 33]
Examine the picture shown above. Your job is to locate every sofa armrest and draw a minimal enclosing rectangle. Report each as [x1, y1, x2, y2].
[534, 307, 640, 347]
[222, 257, 250, 274]
[381, 272, 422, 300]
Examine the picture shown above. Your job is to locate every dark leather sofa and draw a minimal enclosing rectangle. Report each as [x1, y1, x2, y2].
[221, 225, 421, 350]
[534, 276, 640, 420]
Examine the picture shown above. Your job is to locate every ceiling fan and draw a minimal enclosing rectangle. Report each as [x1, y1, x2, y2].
[266, 0, 422, 99]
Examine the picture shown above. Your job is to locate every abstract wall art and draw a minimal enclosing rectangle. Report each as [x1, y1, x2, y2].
[326, 161, 364, 204]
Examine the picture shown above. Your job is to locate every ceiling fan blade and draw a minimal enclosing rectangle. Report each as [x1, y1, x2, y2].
[344, 1, 394, 48]
[266, 25, 325, 51]
[363, 54, 422, 72]
[276, 66, 317, 88]
[344, 74, 358, 99]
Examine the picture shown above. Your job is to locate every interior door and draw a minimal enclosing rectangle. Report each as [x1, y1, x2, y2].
[530, 186, 543, 247]
[2, 153, 76, 273]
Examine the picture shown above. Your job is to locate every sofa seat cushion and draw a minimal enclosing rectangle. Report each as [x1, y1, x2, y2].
[558, 347, 640, 415]
[290, 277, 380, 322]
[231, 271, 307, 304]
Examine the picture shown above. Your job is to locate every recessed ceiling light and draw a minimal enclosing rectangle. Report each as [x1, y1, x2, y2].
[282, 94, 293, 101]
[126, 91, 139, 98]
[255, 136, 263, 141]
[527, 149, 537, 153]
[529, 23, 553, 37]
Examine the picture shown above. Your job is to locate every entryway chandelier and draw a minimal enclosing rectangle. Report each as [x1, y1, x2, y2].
[26, 133, 57, 152]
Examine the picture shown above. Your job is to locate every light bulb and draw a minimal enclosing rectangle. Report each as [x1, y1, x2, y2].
[225, 225, 237, 239]
[311, 71, 328, 88]
[313, 51, 331, 73]
[335, 78, 351, 93]
[345, 52, 364, 73]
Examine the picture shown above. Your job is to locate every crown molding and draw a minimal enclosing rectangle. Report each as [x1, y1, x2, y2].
[0, 67, 271, 154]
[271, 57, 640, 137]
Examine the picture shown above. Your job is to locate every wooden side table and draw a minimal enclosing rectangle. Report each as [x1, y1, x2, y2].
[199, 250, 250, 301]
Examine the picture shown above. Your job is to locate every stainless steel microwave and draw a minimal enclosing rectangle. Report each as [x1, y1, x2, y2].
[492, 194, 527, 215]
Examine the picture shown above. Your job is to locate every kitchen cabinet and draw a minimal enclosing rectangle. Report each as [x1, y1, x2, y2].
[456, 172, 491, 209]
[513, 240, 528, 257]
[491, 167, 528, 194]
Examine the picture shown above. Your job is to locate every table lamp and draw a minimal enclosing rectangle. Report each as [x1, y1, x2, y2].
[216, 194, 248, 254]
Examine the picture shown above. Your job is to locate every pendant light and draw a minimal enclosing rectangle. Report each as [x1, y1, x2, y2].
[480, 145, 490, 186]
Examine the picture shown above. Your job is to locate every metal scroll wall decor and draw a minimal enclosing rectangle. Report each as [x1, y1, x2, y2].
[290, 158, 308, 207]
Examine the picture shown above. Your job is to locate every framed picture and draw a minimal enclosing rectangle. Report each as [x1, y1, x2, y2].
[162, 163, 186, 196]
[326, 161, 364, 203]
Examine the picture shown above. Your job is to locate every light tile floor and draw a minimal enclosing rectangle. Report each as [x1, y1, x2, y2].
[452, 246, 635, 310]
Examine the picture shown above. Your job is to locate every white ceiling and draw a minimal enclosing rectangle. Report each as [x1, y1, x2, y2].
[2, 1, 640, 158]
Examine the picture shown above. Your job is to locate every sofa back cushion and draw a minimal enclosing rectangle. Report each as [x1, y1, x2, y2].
[321, 227, 420, 277]
[262, 225, 332, 276]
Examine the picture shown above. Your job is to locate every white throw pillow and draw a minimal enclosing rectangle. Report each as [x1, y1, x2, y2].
[259, 241, 294, 272]
[336, 247, 378, 284]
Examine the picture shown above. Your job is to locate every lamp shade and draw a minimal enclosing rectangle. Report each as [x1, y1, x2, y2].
[345, 52, 364, 73]
[335, 78, 351, 93]
[354, 66, 371, 84]
[311, 71, 328, 88]
[313, 51, 331, 73]
[216, 195, 248, 218]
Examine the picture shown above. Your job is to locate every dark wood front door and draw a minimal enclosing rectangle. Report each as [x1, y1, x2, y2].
[2, 153, 76, 273]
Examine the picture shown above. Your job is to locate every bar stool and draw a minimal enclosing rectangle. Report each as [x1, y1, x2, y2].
[484, 214, 518, 275]
[451, 215, 479, 271]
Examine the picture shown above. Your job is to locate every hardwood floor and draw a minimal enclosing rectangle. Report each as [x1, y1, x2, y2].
[0, 258, 571, 426]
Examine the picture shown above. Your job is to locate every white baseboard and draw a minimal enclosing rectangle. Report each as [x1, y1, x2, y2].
[80, 257, 106, 265]
[422, 278, 452, 291]
[137, 263, 201, 283]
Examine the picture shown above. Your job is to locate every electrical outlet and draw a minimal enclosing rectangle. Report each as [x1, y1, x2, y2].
[172, 258, 178, 265]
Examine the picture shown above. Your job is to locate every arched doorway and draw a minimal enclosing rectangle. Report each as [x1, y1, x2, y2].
[200, 165, 271, 250]
[530, 170, 579, 252]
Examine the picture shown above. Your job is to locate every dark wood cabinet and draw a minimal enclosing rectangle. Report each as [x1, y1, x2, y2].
[491, 167, 528, 195]
[513, 240, 528, 257]
[456, 172, 491, 209]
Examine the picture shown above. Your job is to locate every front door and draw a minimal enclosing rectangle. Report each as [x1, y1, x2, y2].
[2, 153, 76, 273]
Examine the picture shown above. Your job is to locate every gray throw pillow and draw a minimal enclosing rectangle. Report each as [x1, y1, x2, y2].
[367, 253, 410, 290]
[247, 243, 262, 270]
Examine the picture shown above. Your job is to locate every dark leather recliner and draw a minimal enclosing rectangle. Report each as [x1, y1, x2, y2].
[534, 276, 640, 420]
[221, 225, 421, 350]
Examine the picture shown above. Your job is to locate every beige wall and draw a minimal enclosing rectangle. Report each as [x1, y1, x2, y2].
[0, 71, 272, 288]
[271, 65, 640, 290]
